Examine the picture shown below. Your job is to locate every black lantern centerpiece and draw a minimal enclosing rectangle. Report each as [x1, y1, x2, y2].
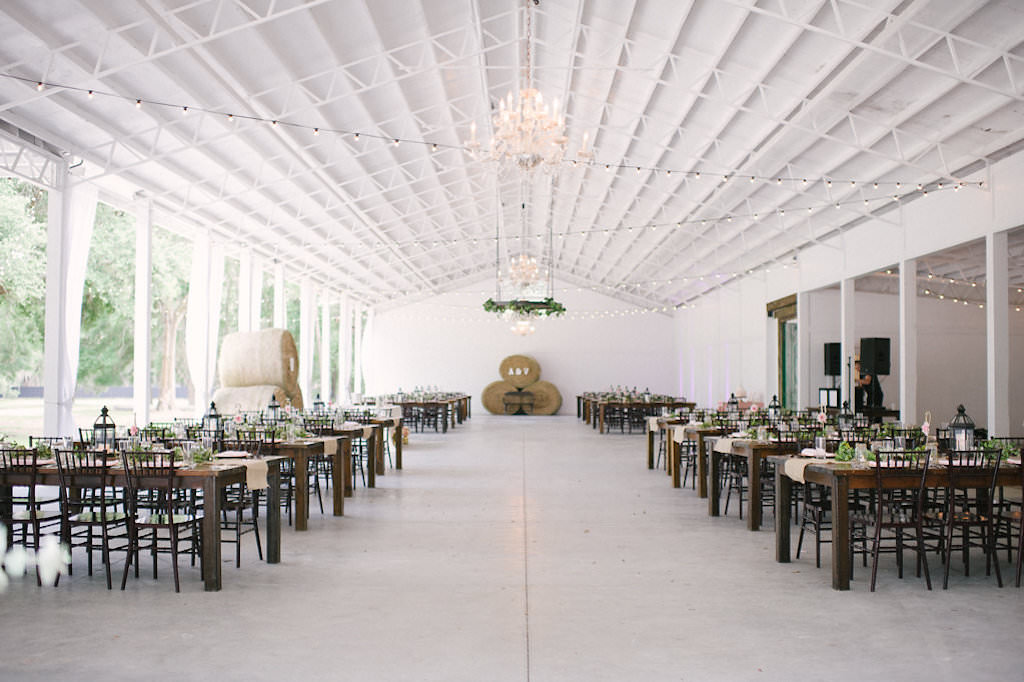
[93, 406, 116, 450]
[949, 404, 975, 451]
[767, 395, 781, 422]
[726, 393, 740, 417]
[202, 401, 222, 432]
[838, 400, 855, 431]
[313, 393, 325, 414]
[266, 394, 282, 424]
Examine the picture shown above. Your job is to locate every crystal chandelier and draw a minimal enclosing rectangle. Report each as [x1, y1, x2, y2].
[508, 312, 536, 336]
[466, 0, 591, 174]
[507, 253, 540, 288]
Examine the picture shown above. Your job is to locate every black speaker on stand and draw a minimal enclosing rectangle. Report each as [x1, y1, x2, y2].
[860, 337, 891, 375]
[824, 342, 841, 377]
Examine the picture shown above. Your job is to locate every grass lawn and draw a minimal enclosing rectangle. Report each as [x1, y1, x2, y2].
[0, 397, 194, 444]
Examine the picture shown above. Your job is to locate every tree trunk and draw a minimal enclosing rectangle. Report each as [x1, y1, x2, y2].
[156, 302, 186, 411]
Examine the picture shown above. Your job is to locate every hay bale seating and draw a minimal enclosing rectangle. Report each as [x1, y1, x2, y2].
[484, 355, 562, 415]
[213, 328, 303, 411]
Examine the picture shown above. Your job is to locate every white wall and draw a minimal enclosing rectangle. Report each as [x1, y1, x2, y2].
[672, 148, 1024, 432]
[673, 275, 770, 407]
[366, 280, 677, 414]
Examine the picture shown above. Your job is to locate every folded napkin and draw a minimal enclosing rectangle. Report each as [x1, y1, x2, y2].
[320, 438, 338, 456]
[783, 457, 812, 484]
[647, 417, 660, 432]
[800, 447, 830, 458]
[215, 455, 269, 490]
[673, 425, 686, 444]
[714, 437, 737, 454]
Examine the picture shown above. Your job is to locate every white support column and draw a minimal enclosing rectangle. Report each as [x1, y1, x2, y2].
[362, 308, 374, 395]
[796, 291, 811, 410]
[320, 292, 332, 404]
[298, 279, 315, 407]
[899, 259, 918, 425]
[986, 231, 1010, 435]
[133, 199, 153, 426]
[273, 262, 286, 328]
[250, 255, 264, 330]
[43, 175, 98, 437]
[840, 278, 856, 410]
[337, 295, 351, 404]
[352, 304, 364, 398]
[238, 249, 252, 333]
[185, 233, 224, 416]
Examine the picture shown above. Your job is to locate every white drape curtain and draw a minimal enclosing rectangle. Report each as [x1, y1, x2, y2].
[251, 255, 264, 330]
[298, 279, 315, 406]
[273, 262, 285, 328]
[337, 295, 351, 404]
[238, 249, 252, 333]
[185, 233, 224, 416]
[132, 200, 152, 426]
[361, 308, 374, 395]
[43, 179, 98, 437]
[352, 304, 363, 399]
[319, 292, 332, 404]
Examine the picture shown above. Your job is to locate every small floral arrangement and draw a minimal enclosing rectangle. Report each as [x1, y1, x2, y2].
[835, 441, 856, 462]
[192, 447, 214, 464]
[981, 439, 1020, 461]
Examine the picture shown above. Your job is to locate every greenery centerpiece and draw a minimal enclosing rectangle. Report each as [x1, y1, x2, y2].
[483, 297, 566, 317]
[834, 441, 856, 462]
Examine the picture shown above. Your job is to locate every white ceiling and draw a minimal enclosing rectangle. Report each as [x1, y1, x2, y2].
[2, 0, 1023, 310]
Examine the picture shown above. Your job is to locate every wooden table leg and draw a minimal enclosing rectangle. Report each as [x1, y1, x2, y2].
[343, 439, 353, 498]
[647, 430, 655, 469]
[708, 449, 721, 517]
[294, 453, 309, 531]
[395, 418, 403, 470]
[831, 475, 851, 590]
[672, 439, 681, 488]
[374, 425, 385, 476]
[266, 462, 281, 564]
[747, 453, 761, 531]
[599, 405, 605, 434]
[202, 476, 222, 591]
[367, 432, 377, 488]
[332, 443, 344, 517]
[697, 435, 709, 499]
[775, 466, 792, 563]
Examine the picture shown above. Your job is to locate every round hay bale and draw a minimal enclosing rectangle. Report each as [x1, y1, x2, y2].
[529, 380, 562, 415]
[212, 385, 289, 414]
[218, 328, 299, 389]
[499, 354, 541, 388]
[284, 385, 304, 410]
[482, 380, 517, 414]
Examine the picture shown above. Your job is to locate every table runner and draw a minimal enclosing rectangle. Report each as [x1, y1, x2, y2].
[215, 451, 268, 490]
[713, 437, 739, 454]
[783, 456, 812, 484]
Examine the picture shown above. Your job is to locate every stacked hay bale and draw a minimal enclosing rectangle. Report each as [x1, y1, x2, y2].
[482, 354, 561, 415]
[212, 328, 304, 411]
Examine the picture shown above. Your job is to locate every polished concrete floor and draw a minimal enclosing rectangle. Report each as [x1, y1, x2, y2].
[1, 415, 1022, 681]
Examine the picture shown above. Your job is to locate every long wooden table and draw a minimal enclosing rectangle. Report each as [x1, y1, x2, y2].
[667, 425, 722, 498]
[595, 400, 694, 434]
[772, 457, 1021, 590]
[0, 457, 285, 592]
[705, 438, 797, 530]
